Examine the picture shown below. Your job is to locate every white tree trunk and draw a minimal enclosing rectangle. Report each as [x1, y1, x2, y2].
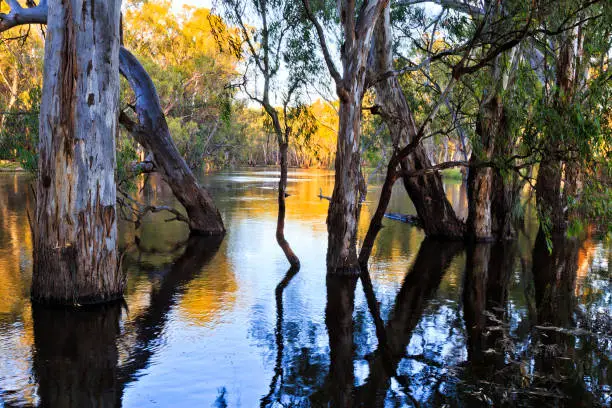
[32, 0, 122, 305]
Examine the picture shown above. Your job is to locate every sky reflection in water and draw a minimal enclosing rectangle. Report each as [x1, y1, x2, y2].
[0, 169, 609, 407]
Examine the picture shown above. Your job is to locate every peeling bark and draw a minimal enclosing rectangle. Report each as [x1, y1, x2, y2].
[32, 0, 123, 305]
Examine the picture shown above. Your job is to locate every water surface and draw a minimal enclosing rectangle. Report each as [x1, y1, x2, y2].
[0, 169, 609, 407]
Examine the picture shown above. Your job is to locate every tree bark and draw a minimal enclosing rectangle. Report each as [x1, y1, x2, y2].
[466, 95, 501, 241]
[326, 84, 366, 274]
[119, 48, 225, 235]
[302, 0, 388, 275]
[32, 0, 123, 305]
[370, 4, 464, 240]
[536, 29, 581, 235]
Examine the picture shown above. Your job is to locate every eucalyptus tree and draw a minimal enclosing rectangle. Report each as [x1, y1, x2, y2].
[366, 2, 466, 244]
[301, 0, 389, 275]
[0, 0, 225, 304]
[220, 0, 320, 268]
[531, 0, 612, 235]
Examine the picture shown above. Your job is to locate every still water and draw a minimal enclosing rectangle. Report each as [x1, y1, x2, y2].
[0, 169, 609, 407]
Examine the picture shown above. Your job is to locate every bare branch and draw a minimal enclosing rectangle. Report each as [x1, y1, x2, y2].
[301, 0, 342, 85]
[0, 0, 46, 33]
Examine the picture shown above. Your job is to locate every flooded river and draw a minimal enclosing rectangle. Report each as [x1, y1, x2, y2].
[0, 169, 609, 407]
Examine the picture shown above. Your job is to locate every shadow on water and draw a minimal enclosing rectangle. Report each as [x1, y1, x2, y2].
[32, 303, 122, 408]
[30, 235, 223, 408]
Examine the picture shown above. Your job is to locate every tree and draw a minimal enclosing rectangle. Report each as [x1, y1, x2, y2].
[302, 0, 389, 275]
[0, 0, 226, 304]
[220, 0, 319, 268]
[29, 0, 123, 304]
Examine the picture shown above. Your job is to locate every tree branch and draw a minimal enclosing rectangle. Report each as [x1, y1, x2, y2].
[301, 0, 342, 85]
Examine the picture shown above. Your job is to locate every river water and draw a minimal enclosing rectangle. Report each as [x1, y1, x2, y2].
[0, 169, 609, 407]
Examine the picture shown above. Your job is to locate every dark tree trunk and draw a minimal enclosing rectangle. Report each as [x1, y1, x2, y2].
[370, 5, 464, 240]
[119, 48, 225, 236]
[535, 29, 581, 235]
[359, 161, 398, 266]
[462, 242, 491, 364]
[32, 303, 122, 408]
[466, 96, 502, 241]
[463, 242, 515, 371]
[490, 106, 517, 240]
[32, 0, 123, 305]
[535, 159, 564, 233]
[277, 142, 299, 267]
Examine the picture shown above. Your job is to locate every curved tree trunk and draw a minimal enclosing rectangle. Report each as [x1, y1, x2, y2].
[119, 48, 225, 235]
[276, 142, 300, 267]
[32, 0, 123, 305]
[370, 5, 464, 240]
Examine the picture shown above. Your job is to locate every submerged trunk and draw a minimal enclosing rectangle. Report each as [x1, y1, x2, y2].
[277, 142, 299, 267]
[371, 5, 464, 240]
[32, 0, 122, 305]
[119, 48, 225, 235]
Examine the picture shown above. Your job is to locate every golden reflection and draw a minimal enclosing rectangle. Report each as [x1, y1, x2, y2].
[178, 253, 238, 327]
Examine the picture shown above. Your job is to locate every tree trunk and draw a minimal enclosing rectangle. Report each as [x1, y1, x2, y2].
[370, 5, 464, 240]
[32, 0, 122, 305]
[0, 66, 19, 144]
[327, 86, 366, 275]
[466, 96, 502, 241]
[119, 48, 225, 235]
[277, 142, 299, 267]
[536, 29, 581, 235]
[536, 158, 564, 233]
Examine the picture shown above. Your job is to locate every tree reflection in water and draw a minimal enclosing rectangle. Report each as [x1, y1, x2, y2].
[31, 235, 223, 408]
[260, 265, 300, 407]
[356, 238, 463, 407]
